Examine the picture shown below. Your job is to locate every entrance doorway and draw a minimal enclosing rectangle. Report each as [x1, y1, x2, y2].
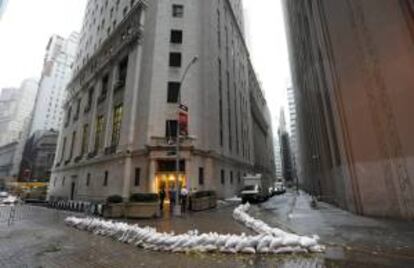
[70, 175, 77, 200]
[155, 173, 186, 202]
[155, 160, 186, 210]
[70, 182, 75, 200]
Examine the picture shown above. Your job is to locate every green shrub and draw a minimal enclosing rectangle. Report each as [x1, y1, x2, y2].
[206, 191, 216, 197]
[129, 193, 159, 203]
[106, 195, 123, 204]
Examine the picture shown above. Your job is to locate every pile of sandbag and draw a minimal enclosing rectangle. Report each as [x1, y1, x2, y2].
[65, 203, 324, 254]
[232, 203, 323, 252]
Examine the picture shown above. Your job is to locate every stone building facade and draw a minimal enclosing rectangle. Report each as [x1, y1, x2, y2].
[283, 0, 414, 219]
[49, 0, 275, 202]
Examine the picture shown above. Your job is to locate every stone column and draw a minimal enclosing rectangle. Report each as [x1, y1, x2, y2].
[103, 66, 116, 148]
[122, 30, 144, 198]
[148, 158, 157, 193]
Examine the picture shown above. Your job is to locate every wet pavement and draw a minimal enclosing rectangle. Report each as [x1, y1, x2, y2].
[0, 192, 413, 267]
[253, 191, 414, 267]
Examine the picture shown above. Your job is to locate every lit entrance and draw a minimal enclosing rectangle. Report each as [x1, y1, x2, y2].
[155, 173, 186, 202]
[155, 160, 186, 203]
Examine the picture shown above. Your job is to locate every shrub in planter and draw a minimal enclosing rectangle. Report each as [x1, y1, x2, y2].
[207, 191, 217, 208]
[129, 193, 159, 203]
[103, 195, 124, 218]
[106, 195, 123, 204]
[190, 190, 217, 211]
[127, 193, 160, 218]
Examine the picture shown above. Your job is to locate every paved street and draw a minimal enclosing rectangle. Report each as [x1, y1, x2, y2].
[0, 192, 413, 268]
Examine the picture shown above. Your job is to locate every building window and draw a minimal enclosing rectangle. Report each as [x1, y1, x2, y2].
[172, 4, 184, 17]
[81, 124, 89, 155]
[158, 160, 185, 172]
[62, 176, 65, 186]
[94, 116, 104, 152]
[221, 169, 225, 185]
[217, 9, 221, 48]
[86, 173, 90, 186]
[170, 30, 183, 44]
[111, 104, 123, 146]
[53, 177, 57, 187]
[69, 131, 77, 160]
[117, 56, 128, 88]
[226, 71, 232, 151]
[166, 120, 178, 138]
[218, 59, 223, 147]
[103, 171, 108, 186]
[230, 171, 233, 184]
[65, 106, 72, 127]
[134, 168, 140, 186]
[169, 52, 182, 67]
[238, 171, 241, 184]
[85, 87, 94, 113]
[167, 82, 180, 103]
[60, 137, 67, 162]
[199, 167, 204, 185]
[101, 74, 109, 98]
[74, 98, 81, 121]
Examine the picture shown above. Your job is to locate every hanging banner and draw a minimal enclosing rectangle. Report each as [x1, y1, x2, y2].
[179, 105, 189, 136]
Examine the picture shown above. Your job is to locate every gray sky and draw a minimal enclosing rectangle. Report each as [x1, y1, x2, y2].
[0, 0, 290, 129]
[243, 0, 291, 128]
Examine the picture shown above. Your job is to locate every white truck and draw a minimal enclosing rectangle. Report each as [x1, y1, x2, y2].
[240, 174, 269, 203]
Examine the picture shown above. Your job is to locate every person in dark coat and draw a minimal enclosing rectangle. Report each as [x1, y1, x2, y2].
[159, 187, 166, 210]
[169, 188, 176, 211]
[180, 187, 188, 213]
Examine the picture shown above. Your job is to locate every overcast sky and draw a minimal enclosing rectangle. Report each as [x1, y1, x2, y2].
[0, 0, 291, 129]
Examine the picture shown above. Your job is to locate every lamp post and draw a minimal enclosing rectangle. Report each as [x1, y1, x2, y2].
[173, 56, 198, 216]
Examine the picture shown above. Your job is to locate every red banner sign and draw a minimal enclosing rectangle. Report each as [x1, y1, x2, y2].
[179, 111, 188, 136]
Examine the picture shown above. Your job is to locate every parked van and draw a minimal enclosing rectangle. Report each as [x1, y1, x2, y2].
[240, 174, 269, 203]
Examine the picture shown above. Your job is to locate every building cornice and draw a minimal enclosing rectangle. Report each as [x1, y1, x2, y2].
[64, 1, 148, 107]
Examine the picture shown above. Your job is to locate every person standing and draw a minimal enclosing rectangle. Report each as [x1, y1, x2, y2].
[180, 187, 188, 213]
[169, 187, 176, 211]
[159, 187, 166, 210]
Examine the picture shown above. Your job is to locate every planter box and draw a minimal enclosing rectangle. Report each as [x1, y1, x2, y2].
[208, 195, 217, 208]
[125, 202, 159, 218]
[103, 203, 125, 218]
[190, 195, 217, 211]
[191, 196, 210, 211]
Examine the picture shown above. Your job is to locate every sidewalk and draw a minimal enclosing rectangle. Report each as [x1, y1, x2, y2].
[251, 190, 414, 267]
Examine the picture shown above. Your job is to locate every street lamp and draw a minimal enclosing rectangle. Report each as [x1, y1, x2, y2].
[173, 56, 198, 216]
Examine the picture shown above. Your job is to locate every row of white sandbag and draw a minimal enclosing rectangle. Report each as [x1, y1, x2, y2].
[232, 203, 322, 250]
[65, 205, 323, 254]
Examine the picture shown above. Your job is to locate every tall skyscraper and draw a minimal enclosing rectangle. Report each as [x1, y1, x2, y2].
[278, 109, 293, 185]
[273, 121, 283, 181]
[0, 79, 38, 185]
[30, 33, 79, 134]
[0, 79, 38, 146]
[49, 0, 275, 202]
[283, 0, 414, 219]
[287, 87, 297, 157]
